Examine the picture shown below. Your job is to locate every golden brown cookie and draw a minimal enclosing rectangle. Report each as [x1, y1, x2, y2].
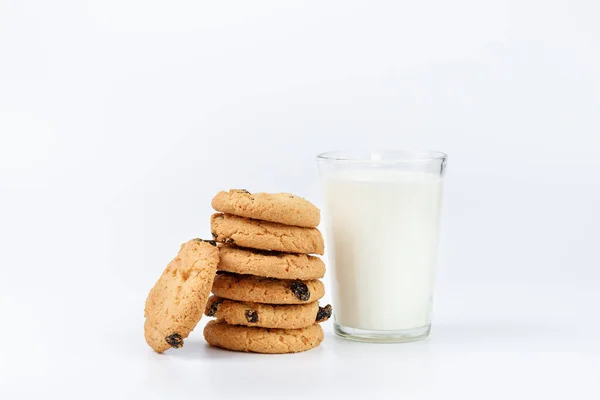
[211, 213, 324, 255]
[143, 239, 219, 353]
[218, 244, 325, 280]
[212, 189, 320, 228]
[212, 272, 325, 304]
[205, 295, 332, 329]
[203, 320, 324, 354]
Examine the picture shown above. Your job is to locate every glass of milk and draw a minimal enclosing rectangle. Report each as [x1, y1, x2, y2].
[317, 150, 447, 342]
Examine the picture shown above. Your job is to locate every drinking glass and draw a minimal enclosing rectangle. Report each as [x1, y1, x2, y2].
[317, 150, 447, 342]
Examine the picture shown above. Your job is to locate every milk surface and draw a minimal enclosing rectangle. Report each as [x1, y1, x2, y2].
[323, 170, 443, 331]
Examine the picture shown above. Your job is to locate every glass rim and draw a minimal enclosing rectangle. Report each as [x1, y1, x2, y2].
[317, 149, 447, 163]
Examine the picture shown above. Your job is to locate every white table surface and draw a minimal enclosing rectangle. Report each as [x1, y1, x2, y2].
[2, 281, 598, 399]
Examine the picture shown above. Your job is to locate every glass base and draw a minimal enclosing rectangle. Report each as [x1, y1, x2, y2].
[334, 323, 431, 343]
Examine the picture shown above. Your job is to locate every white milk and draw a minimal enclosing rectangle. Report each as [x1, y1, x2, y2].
[323, 170, 443, 331]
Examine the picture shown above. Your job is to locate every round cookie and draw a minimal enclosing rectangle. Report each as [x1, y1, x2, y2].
[144, 239, 219, 353]
[218, 244, 325, 280]
[211, 213, 324, 255]
[205, 295, 332, 329]
[212, 189, 320, 228]
[212, 272, 326, 304]
[203, 320, 324, 354]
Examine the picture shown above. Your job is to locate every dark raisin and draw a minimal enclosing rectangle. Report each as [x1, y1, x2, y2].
[234, 189, 250, 194]
[245, 309, 259, 323]
[211, 231, 218, 240]
[207, 298, 224, 317]
[165, 333, 183, 348]
[290, 281, 310, 301]
[316, 304, 332, 322]
[289, 195, 294, 198]
[195, 238, 217, 246]
[224, 238, 235, 244]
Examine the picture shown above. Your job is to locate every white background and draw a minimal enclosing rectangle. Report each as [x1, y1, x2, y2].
[1, 0, 599, 398]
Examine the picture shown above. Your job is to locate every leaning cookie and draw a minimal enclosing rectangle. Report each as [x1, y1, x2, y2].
[205, 295, 332, 329]
[204, 320, 324, 354]
[144, 239, 219, 353]
[218, 244, 325, 280]
[212, 189, 320, 228]
[211, 213, 324, 255]
[212, 272, 325, 304]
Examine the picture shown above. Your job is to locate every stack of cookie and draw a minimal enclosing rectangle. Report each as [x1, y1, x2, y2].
[203, 189, 331, 354]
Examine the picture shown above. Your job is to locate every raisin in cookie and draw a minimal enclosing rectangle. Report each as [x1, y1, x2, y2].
[211, 213, 324, 255]
[211, 272, 325, 304]
[212, 189, 320, 228]
[143, 239, 219, 353]
[218, 244, 325, 280]
[203, 320, 324, 354]
[205, 295, 332, 329]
